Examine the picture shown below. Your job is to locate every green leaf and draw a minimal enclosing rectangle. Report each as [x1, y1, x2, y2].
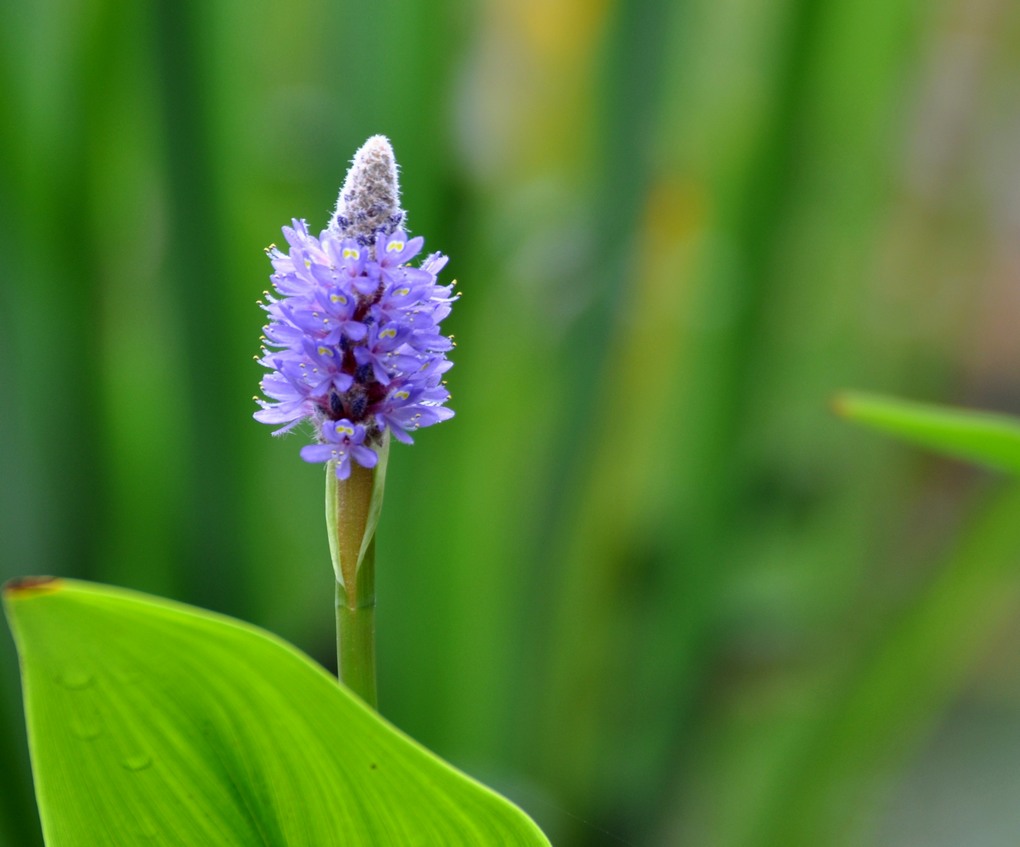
[834, 391, 1020, 475]
[3, 578, 549, 847]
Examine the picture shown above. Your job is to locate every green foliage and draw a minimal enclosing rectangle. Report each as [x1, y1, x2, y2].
[739, 481, 1020, 846]
[3, 579, 548, 847]
[836, 392, 1020, 475]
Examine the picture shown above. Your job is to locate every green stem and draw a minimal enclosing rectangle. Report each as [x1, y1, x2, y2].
[325, 450, 389, 711]
[335, 538, 377, 708]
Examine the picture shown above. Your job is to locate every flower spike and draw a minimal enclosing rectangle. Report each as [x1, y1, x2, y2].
[254, 136, 456, 478]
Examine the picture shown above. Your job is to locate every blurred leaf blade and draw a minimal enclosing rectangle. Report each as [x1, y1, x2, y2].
[836, 391, 1020, 475]
[3, 578, 549, 847]
[746, 480, 1020, 846]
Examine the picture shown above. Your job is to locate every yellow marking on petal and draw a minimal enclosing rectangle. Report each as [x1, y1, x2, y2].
[317, 346, 332, 357]
[331, 293, 347, 304]
[304, 259, 312, 268]
[337, 425, 355, 437]
[386, 240, 405, 253]
[394, 391, 410, 400]
[396, 288, 410, 296]
[380, 328, 397, 339]
[342, 247, 360, 260]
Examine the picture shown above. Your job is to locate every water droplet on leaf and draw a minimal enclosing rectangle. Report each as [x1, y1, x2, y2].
[122, 754, 152, 772]
[70, 719, 102, 741]
[59, 670, 94, 690]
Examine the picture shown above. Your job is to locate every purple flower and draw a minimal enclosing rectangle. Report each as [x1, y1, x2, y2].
[299, 420, 378, 481]
[254, 136, 456, 478]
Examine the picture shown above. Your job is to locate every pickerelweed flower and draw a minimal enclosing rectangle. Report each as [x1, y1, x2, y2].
[254, 136, 456, 479]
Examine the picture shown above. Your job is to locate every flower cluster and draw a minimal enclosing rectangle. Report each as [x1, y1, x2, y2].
[254, 137, 456, 479]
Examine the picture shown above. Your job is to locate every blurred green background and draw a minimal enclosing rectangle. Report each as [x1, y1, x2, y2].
[3, 0, 1020, 844]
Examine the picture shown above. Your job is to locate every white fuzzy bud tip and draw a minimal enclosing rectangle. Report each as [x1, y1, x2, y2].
[331, 135, 406, 248]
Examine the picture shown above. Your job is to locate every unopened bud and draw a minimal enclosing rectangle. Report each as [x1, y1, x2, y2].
[331, 135, 406, 249]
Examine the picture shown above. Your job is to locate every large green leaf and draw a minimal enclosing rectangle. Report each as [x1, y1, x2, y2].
[3, 578, 549, 846]
[834, 391, 1020, 475]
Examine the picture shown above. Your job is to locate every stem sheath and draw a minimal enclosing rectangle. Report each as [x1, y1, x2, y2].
[325, 449, 388, 710]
